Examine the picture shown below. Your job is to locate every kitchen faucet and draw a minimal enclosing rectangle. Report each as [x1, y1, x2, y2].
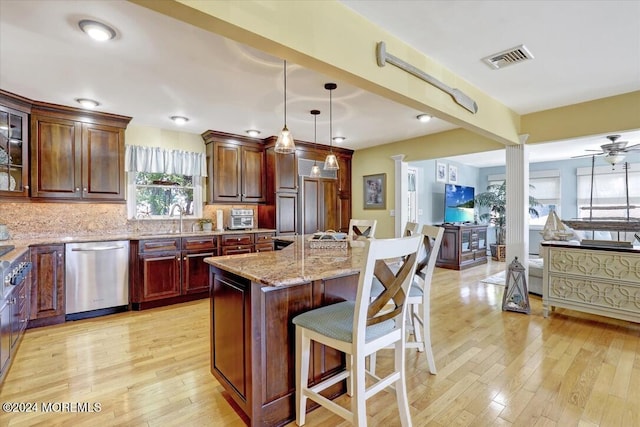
[169, 203, 185, 234]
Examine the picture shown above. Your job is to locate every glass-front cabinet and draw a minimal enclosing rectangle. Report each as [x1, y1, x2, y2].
[0, 95, 29, 198]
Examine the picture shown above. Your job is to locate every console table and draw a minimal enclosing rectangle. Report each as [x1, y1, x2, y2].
[541, 242, 640, 323]
[436, 224, 488, 270]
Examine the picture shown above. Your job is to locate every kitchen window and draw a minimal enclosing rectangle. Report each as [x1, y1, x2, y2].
[125, 145, 206, 219]
[128, 172, 201, 219]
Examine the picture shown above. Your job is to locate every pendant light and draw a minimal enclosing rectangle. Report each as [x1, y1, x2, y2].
[323, 83, 339, 170]
[274, 60, 296, 154]
[310, 110, 322, 178]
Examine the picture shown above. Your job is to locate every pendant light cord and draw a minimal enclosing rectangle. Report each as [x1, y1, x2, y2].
[329, 86, 333, 152]
[283, 60, 287, 127]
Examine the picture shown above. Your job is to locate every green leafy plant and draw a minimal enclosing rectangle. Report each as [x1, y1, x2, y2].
[474, 181, 540, 245]
[198, 218, 213, 231]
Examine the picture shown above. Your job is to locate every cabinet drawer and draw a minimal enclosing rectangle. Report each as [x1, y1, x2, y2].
[221, 245, 253, 255]
[140, 239, 180, 253]
[254, 232, 275, 243]
[461, 252, 475, 263]
[221, 234, 253, 246]
[182, 236, 217, 251]
[548, 274, 640, 316]
[255, 242, 274, 252]
[548, 248, 640, 283]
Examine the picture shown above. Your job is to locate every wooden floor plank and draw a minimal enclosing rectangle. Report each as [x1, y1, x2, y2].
[1, 259, 639, 426]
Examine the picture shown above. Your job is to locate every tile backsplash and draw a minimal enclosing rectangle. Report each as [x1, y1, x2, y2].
[0, 202, 257, 239]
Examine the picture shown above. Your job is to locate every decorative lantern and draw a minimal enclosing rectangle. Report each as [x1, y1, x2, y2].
[501, 256, 530, 314]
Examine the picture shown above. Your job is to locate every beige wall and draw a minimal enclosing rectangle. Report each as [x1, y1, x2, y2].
[125, 124, 205, 152]
[352, 92, 640, 238]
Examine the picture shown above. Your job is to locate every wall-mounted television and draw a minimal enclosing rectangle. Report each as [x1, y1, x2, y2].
[444, 184, 475, 223]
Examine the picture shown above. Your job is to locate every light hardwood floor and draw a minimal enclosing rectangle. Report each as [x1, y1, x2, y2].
[1, 260, 639, 427]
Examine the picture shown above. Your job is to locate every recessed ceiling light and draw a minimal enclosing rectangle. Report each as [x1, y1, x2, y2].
[332, 137, 346, 143]
[76, 98, 100, 109]
[246, 130, 261, 137]
[417, 114, 431, 123]
[171, 116, 189, 125]
[78, 19, 116, 42]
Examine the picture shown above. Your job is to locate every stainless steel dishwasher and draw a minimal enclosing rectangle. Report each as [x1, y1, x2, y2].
[65, 240, 129, 320]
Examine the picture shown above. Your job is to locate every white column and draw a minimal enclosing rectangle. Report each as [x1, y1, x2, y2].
[505, 136, 530, 267]
[392, 154, 406, 237]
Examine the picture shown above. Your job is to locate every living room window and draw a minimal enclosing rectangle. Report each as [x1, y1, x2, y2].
[576, 163, 639, 219]
[487, 170, 560, 227]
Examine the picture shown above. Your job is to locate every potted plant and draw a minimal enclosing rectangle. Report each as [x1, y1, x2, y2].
[198, 218, 213, 232]
[474, 181, 540, 259]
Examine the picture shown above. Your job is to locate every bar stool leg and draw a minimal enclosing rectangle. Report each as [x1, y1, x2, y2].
[296, 326, 311, 426]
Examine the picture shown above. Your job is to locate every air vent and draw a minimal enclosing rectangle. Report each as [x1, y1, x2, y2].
[482, 44, 534, 70]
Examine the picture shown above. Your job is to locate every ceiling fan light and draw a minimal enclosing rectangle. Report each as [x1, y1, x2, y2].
[604, 153, 625, 166]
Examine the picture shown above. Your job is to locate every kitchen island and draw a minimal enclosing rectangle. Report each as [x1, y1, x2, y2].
[204, 237, 364, 426]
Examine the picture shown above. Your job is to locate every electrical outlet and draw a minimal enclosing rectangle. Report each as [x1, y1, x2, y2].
[390, 210, 395, 217]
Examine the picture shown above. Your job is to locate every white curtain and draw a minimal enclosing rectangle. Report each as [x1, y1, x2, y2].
[124, 145, 207, 177]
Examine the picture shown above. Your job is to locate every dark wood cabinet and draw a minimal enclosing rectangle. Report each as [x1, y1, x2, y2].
[30, 103, 130, 201]
[202, 131, 265, 204]
[0, 90, 31, 198]
[29, 244, 65, 327]
[436, 224, 488, 270]
[0, 276, 30, 385]
[209, 267, 358, 425]
[131, 237, 215, 309]
[259, 138, 353, 235]
[254, 232, 275, 252]
[301, 177, 338, 234]
[181, 236, 218, 295]
[220, 233, 253, 255]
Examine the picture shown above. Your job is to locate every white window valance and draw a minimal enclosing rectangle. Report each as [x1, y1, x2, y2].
[124, 145, 207, 177]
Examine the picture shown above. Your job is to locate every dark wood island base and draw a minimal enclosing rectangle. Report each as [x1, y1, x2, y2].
[206, 239, 363, 426]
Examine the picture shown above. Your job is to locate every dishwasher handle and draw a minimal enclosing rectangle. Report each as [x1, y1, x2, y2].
[71, 245, 127, 252]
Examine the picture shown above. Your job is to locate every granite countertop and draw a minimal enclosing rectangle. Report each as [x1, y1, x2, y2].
[0, 228, 276, 254]
[205, 235, 365, 287]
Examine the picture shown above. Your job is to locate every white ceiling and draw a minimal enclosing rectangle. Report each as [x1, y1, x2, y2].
[0, 0, 639, 167]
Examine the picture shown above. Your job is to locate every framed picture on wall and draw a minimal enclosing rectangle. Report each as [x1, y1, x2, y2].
[448, 165, 458, 184]
[436, 162, 447, 183]
[363, 173, 386, 210]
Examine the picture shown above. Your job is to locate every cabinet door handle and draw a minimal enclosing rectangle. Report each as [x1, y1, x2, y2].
[75, 187, 80, 192]
[83, 187, 87, 192]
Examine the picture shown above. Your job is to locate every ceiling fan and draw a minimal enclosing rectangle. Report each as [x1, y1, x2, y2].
[572, 135, 640, 166]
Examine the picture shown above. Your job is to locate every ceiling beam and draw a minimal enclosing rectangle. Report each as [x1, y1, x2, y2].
[130, 0, 522, 146]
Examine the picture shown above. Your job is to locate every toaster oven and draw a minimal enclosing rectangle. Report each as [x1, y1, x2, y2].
[229, 209, 254, 230]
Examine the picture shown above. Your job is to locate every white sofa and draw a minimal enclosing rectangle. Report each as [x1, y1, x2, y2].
[528, 257, 543, 296]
